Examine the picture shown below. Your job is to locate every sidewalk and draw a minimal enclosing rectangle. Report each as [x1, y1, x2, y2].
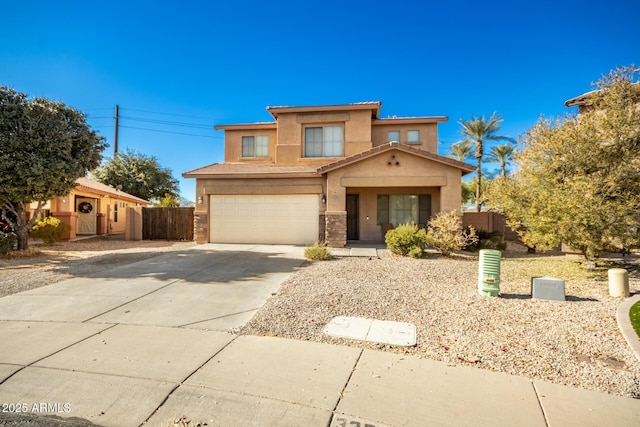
[0, 244, 638, 426]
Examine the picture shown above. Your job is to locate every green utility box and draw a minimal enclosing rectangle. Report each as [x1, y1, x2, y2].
[478, 249, 501, 297]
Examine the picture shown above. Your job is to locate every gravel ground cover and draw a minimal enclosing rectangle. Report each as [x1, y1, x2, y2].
[241, 250, 640, 399]
[0, 236, 195, 298]
[2, 238, 639, 398]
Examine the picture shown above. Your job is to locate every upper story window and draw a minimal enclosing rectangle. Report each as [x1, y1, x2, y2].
[388, 131, 400, 143]
[407, 130, 420, 144]
[304, 125, 343, 157]
[242, 135, 269, 157]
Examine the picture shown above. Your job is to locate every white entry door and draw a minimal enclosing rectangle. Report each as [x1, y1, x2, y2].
[76, 197, 97, 234]
[210, 195, 319, 244]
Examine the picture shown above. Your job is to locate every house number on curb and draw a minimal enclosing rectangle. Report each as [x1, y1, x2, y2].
[331, 415, 382, 427]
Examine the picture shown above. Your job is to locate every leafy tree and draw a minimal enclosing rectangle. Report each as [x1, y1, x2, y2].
[154, 193, 181, 207]
[448, 139, 474, 162]
[92, 149, 179, 203]
[458, 113, 512, 212]
[488, 65, 640, 260]
[487, 143, 517, 178]
[0, 87, 106, 250]
[462, 175, 492, 208]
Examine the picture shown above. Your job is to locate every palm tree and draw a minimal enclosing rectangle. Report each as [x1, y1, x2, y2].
[487, 143, 517, 178]
[448, 140, 475, 162]
[458, 113, 512, 212]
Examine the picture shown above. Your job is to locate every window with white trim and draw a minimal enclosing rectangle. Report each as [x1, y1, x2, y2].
[304, 125, 343, 157]
[242, 135, 269, 157]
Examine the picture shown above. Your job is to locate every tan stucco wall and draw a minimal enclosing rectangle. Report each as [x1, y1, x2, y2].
[234, 109, 376, 166]
[46, 189, 143, 237]
[324, 149, 463, 241]
[194, 176, 326, 242]
[371, 123, 439, 152]
[347, 187, 441, 241]
[224, 128, 278, 162]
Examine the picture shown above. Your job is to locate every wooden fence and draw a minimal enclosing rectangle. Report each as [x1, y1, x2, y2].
[142, 207, 194, 241]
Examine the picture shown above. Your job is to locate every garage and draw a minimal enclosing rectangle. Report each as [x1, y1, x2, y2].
[209, 195, 319, 244]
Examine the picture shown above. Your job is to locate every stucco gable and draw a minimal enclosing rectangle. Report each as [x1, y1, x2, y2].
[316, 142, 475, 175]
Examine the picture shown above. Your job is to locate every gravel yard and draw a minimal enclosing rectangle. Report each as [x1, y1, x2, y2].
[241, 250, 640, 399]
[2, 238, 639, 399]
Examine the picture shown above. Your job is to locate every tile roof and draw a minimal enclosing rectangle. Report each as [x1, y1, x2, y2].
[75, 177, 150, 204]
[266, 102, 382, 119]
[316, 142, 476, 174]
[182, 163, 319, 178]
[564, 89, 598, 107]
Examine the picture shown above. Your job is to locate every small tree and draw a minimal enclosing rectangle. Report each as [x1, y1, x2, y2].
[427, 211, 478, 256]
[487, 143, 517, 178]
[488, 65, 640, 260]
[0, 87, 106, 250]
[449, 139, 475, 162]
[458, 113, 513, 212]
[92, 149, 179, 203]
[154, 194, 181, 207]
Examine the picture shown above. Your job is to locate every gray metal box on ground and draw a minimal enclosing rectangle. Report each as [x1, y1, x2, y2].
[531, 277, 565, 301]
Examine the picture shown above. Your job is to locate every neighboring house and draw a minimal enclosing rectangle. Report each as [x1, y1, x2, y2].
[184, 102, 475, 247]
[564, 89, 598, 114]
[30, 177, 149, 240]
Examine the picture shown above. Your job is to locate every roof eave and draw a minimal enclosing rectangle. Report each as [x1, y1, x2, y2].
[372, 116, 449, 124]
[214, 122, 277, 131]
[266, 102, 382, 119]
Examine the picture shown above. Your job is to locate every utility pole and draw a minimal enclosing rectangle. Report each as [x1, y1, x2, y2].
[114, 104, 120, 157]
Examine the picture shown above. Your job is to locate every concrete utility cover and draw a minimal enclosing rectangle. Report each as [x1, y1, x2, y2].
[324, 316, 416, 347]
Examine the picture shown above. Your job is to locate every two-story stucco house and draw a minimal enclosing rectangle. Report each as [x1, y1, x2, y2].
[184, 102, 474, 247]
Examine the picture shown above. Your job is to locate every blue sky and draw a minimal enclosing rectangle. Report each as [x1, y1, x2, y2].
[2, 1, 638, 200]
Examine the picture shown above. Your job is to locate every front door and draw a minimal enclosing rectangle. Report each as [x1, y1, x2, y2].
[346, 194, 359, 241]
[76, 197, 97, 234]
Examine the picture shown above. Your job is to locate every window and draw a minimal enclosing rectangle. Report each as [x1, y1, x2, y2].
[304, 126, 343, 157]
[113, 203, 118, 223]
[242, 135, 269, 157]
[377, 194, 431, 226]
[388, 131, 400, 143]
[407, 130, 420, 144]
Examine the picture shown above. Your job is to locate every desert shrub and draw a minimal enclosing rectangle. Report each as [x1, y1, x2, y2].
[385, 223, 431, 257]
[29, 216, 70, 244]
[427, 211, 478, 256]
[304, 241, 332, 260]
[0, 232, 17, 254]
[464, 227, 507, 252]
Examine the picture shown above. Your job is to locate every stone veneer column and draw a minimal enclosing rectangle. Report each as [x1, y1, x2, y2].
[193, 212, 208, 243]
[325, 211, 347, 247]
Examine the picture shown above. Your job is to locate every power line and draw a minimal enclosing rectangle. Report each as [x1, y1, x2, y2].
[119, 125, 222, 139]
[119, 115, 213, 130]
[120, 107, 217, 121]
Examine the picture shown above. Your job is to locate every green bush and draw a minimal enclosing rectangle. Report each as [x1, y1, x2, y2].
[463, 228, 507, 252]
[304, 241, 333, 260]
[29, 216, 70, 244]
[0, 232, 17, 254]
[385, 223, 431, 258]
[427, 211, 478, 256]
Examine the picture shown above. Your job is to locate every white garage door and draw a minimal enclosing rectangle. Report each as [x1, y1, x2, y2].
[210, 195, 319, 244]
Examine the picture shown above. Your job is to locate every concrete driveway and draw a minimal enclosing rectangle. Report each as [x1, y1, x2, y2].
[1, 244, 639, 427]
[0, 244, 306, 330]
